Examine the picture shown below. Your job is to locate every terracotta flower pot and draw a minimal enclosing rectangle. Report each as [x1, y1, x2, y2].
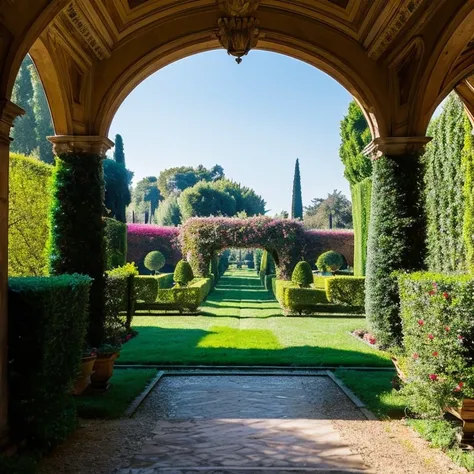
[90, 352, 120, 390]
[72, 355, 97, 395]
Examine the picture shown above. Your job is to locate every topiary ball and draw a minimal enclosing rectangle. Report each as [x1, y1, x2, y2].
[316, 251, 344, 273]
[144, 250, 166, 274]
[291, 261, 313, 288]
[174, 260, 194, 287]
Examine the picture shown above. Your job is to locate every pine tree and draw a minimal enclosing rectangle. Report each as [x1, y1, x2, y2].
[30, 63, 54, 164]
[291, 158, 303, 219]
[11, 56, 38, 156]
[114, 134, 125, 165]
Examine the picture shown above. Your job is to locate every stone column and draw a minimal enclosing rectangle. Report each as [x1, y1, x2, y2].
[48, 135, 113, 347]
[363, 137, 431, 348]
[0, 99, 24, 445]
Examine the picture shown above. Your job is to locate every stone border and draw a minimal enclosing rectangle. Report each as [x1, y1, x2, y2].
[123, 368, 381, 421]
[115, 364, 394, 371]
[125, 370, 164, 418]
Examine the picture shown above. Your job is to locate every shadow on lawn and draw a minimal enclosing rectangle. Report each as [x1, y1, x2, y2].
[118, 326, 390, 367]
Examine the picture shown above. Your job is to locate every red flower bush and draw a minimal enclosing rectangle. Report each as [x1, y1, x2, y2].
[429, 374, 438, 381]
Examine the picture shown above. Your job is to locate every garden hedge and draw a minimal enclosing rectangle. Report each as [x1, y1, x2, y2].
[291, 261, 313, 287]
[157, 277, 213, 312]
[135, 274, 174, 302]
[462, 114, 474, 273]
[8, 274, 92, 450]
[325, 276, 365, 307]
[351, 178, 372, 276]
[398, 272, 474, 417]
[274, 280, 328, 314]
[126, 224, 181, 274]
[265, 273, 276, 291]
[365, 153, 426, 348]
[105, 218, 127, 270]
[9, 153, 52, 277]
[48, 152, 106, 347]
[106, 263, 139, 331]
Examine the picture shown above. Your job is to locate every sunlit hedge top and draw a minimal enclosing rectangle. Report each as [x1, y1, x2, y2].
[180, 217, 306, 279]
[303, 229, 354, 268]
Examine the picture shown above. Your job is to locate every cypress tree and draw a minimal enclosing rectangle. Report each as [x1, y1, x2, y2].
[291, 158, 303, 219]
[11, 56, 38, 156]
[30, 63, 54, 164]
[114, 134, 125, 165]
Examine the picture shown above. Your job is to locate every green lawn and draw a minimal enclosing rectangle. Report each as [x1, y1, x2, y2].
[119, 269, 391, 367]
[75, 368, 156, 419]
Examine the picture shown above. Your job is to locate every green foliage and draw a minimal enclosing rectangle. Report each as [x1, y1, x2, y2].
[104, 218, 127, 270]
[113, 134, 125, 165]
[366, 154, 426, 348]
[325, 276, 365, 307]
[424, 95, 467, 272]
[8, 274, 92, 451]
[265, 273, 276, 291]
[304, 190, 353, 229]
[29, 64, 54, 164]
[173, 260, 194, 287]
[397, 272, 474, 417]
[154, 193, 181, 226]
[133, 176, 162, 221]
[339, 100, 372, 186]
[9, 153, 52, 276]
[135, 274, 174, 302]
[178, 180, 237, 220]
[106, 263, 139, 332]
[11, 56, 37, 156]
[103, 158, 131, 223]
[316, 250, 344, 273]
[259, 250, 276, 284]
[291, 158, 303, 219]
[351, 178, 372, 276]
[254, 248, 263, 272]
[144, 250, 166, 273]
[291, 261, 313, 287]
[462, 114, 474, 273]
[48, 152, 106, 347]
[157, 164, 224, 198]
[275, 279, 328, 314]
[215, 179, 266, 216]
[157, 277, 213, 312]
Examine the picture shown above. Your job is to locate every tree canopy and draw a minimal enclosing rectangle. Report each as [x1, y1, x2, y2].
[304, 190, 352, 229]
[291, 159, 303, 219]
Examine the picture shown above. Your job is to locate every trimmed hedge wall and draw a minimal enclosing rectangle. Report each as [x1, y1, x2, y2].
[325, 277, 365, 307]
[366, 154, 426, 348]
[462, 115, 474, 273]
[127, 224, 182, 274]
[135, 274, 174, 303]
[157, 277, 213, 312]
[351, 178, 372, 276]
[398, 272, 474, 417]
[48, 152, 106, 347]
[265, 273, 276, 291]
[9, 153, 53, 277]
[303, 229, 354, 269]
[274, 280, 328, 315]
[105, 218, 127, 270]
[8, 275, 92, 450]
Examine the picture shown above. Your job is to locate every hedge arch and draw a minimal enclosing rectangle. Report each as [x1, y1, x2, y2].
[180, 217, 306, 280]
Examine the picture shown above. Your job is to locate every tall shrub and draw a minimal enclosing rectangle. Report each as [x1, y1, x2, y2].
[291, 159, 303, 220]
[48, 153, 106, 347]
[9, 153, 52, 277]
[104, 218, 127, 270]
[462, 115, 474, 273]
[424, 95, 466, 272]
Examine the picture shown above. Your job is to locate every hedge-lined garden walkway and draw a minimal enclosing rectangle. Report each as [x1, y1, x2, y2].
[119, 269, 391, 367]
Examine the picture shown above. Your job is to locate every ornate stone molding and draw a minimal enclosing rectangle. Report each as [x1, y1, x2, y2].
[65, 2, 111, 60]
[48, 135, 114, 156]
[218, 0, 260, 17]
[0, 99, 24, 146]
[363, 137, 432, 159]
[368, 0, 424, 61]
[217, 16, 260, 64]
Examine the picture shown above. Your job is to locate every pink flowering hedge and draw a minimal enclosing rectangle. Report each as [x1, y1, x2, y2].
[303, 229, 354, 268]
[398, 272, 474, 417]
[126, 224, 181, 274]
[180, 217, 306, 279]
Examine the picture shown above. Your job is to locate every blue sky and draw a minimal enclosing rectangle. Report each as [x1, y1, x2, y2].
[109, 50, 353, 215]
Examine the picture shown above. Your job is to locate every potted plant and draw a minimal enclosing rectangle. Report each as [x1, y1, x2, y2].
[90, 343, 121, 390]
[72, 348, 97, 395]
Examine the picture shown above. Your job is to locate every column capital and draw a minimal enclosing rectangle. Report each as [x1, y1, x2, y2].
[363, 137, 432, 159]
[0, 99, 25, 145]
[48, 135, 114, 156]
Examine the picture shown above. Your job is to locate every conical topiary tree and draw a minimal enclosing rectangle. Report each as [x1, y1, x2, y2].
[174, 260, 194, 287]
[291, 158, 303, 219]
[144, 250, 166, 274]
[291, 261, 313, 288]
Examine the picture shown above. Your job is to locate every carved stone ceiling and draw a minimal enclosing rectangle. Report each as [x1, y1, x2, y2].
[44, 0, 432, 64]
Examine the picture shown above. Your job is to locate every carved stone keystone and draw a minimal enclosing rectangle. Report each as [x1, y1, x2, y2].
[217, 16, 260, 64]
[218, 0, 260, 17]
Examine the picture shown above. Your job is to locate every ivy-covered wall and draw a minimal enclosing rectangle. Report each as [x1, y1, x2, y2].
[424, 95, 468, 272]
